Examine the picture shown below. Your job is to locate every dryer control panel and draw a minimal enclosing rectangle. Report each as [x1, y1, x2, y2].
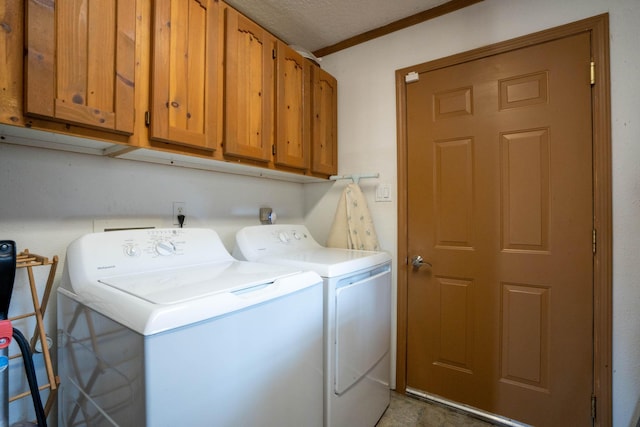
[234, 224, 322, 260]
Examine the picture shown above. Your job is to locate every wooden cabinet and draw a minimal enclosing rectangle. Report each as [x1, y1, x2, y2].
[24, 0, 136, 134]
[4, 0, 338, 181]
[223, 7, 275, 162]
[311, 65, 338, 176]
[150, 0, 221, 151]
[274, 41, 310, 170]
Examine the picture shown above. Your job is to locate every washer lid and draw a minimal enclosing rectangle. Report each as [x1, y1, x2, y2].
[98, 261, 296, 305]
[62, 261, 322, 336]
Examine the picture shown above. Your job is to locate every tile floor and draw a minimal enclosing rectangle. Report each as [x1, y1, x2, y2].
[376, 392, 500, 427]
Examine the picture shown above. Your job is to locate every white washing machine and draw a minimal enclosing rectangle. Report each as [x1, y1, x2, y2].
[234, 224, 392, 427]
[57, 228, 323, 427]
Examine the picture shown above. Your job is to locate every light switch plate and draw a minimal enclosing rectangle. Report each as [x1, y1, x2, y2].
[375, 183, 392, 202]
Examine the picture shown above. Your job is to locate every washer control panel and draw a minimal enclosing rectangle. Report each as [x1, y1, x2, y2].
[120, 229, 190, 259]
[121, 229, 186, 258]
[69, 228, 233, 279]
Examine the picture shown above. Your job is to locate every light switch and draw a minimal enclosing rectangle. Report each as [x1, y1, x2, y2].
[375, 183, 392, 202]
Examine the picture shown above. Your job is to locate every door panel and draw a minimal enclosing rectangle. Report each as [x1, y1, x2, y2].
[311, 66, 338, 175]
[224, 8, 275, 162]
[150, 0, 219, 151]
[405, 33, 593, 425]
[25, 0, 135, 134]
[275, 41, 310, 169]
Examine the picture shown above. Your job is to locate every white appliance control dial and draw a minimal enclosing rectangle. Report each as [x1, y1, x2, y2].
[278, 232, 290, 243]
[123, 244, 141, 257]
[154, 240, 177, 256]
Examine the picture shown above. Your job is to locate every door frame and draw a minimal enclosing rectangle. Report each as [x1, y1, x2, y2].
[395, 14, 612, 425]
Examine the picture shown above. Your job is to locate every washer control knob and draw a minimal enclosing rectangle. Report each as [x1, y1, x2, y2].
[124, 244, 141, 257]
[155, 240, 176, 256]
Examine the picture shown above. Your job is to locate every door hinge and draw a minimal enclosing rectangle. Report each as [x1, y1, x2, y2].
[590, 61, 596, 85]
[591, 394, 597, 420]
[145, 111, 151, 127]
[272, 144, 276, 155]
[272, 49, 276, 60]
[592, 229, 597, 254]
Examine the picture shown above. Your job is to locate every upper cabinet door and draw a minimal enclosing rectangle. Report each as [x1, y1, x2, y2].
[150, 0, 220, 151]
[311, 66, 338, 176]
[224, 7, 275, 162]
[25, 0, 136, 134]
[274, 41, 310, 170]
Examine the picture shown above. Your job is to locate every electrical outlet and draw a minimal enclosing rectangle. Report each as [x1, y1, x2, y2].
[173, 202, 186, 225]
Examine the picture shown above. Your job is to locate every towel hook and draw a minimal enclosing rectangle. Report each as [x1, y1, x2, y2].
[329, 173, 379, 185]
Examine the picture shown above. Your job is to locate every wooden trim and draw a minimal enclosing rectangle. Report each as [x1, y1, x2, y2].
[312, 0, 483, 58]
[395, 68, 409, 394]
[395, 14, 612, 426]
[24, 0, 56, 118]
[589, 15, 613, 427]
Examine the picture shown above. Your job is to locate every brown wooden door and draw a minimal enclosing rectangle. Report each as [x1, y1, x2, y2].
[25, 0, 135, 134]
[311, 66, 338, 176]
[224, 7, 275, 162]
[275, 41, 310, 170]
[405, 33, 594, 425]
[150, 0, 219, 151]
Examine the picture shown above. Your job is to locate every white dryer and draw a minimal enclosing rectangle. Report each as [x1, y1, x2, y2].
[57, 228, 323, 427]
[234, 224, 392, 427]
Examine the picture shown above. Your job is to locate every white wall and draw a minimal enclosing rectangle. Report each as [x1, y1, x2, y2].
[309, 0, 640, 425]
[0, 142, 309, 424]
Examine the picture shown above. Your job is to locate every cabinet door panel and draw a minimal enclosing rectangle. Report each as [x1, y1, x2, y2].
[224, 8, 274, 162]
[275, 42, 309, 170]
[25, 0, 135, 134]
[151, 0, 218, 151]
[312, 67, 338, 175]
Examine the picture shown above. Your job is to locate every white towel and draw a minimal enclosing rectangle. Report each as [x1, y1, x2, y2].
[327, 183, 380, 251]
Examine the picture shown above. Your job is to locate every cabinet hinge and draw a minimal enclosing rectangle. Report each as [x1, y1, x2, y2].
[272, 49, 276, 60]
[590, 61, 596, 85]
[591, 394, 597, 420]
[272, 144, 276, 155]
[592, 229, 597, 254]
[145, 111, 151, 127]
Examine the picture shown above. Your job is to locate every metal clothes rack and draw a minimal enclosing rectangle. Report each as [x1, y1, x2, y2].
[9, 250, 59, 417]
[329, 173, 379, 184]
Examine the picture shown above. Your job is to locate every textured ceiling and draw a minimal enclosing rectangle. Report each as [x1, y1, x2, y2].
[224, 0, 450, 54]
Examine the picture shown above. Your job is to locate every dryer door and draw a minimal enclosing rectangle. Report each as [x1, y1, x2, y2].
[334, 266, 391, 394]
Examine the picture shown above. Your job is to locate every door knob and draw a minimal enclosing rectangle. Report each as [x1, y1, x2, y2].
[411, 255, 432, 270]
